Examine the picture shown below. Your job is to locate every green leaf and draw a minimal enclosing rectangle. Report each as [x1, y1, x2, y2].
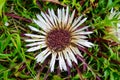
[3, 70, 8, 80]
[0, 0, 6, 17]
[107, 0, 113, 8]
[0, 64, 6, 72]
[104, 68, 110, 80]
[1, 35, 11, 53]
[83, 72, 93, 78]
[0, 54, 11, 58]
[52, 75, 63, 80]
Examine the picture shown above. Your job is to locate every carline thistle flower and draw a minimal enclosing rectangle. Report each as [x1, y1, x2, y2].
[110, 8, 120, 41]
[107, 8, 120, 41]
[24, 7, 94, 72]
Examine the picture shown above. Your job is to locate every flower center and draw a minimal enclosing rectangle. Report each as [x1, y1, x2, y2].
[46, 29, 71, 52]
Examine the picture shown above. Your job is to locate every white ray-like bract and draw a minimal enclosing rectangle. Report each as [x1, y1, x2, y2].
[25, 6, 94, 72]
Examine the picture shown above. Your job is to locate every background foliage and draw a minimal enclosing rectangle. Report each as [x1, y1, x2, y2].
[0, 0, 120, 80]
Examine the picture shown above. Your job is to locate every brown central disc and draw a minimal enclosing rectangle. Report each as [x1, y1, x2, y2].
[46, 29, 71, 52]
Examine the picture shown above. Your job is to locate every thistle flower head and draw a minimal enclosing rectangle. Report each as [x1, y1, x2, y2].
[25, 7, 94, 72]
[108, 8, 120, 41]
